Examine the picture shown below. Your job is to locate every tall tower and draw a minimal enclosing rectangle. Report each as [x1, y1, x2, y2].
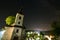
[2, 9, 25, 40]
[15, 13, 24, 26]
[11, 13, 25, 40]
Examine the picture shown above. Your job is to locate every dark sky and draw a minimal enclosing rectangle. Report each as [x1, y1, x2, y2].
[0, 0, 60, 31]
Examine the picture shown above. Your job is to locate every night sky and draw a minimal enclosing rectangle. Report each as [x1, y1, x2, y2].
[0, 0, 60, 31]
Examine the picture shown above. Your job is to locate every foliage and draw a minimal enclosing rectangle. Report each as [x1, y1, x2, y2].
[51, 21, 60, 36]
[26, 32, 44, 40]
[5, 16, 15, 25]
[40, 32, 44, 40]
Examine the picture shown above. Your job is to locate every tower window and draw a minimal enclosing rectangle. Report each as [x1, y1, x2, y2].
[18, 22, 20, 24]
[16, 29, 19, 33]
[19, 16, 21, 19]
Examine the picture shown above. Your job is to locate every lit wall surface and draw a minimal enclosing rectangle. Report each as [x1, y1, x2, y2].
[0, 30, 5, 40]
[2, 27, 14, 40]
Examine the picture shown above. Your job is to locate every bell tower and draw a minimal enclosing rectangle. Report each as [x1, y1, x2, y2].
[11, 9, 25, 40]
[15, 13, 24, 26]
[2, 9, 25, 40]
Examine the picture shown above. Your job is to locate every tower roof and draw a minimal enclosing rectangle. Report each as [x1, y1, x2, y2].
[17, 8, 24, 15]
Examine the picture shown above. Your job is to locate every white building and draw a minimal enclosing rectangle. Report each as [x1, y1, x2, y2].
[2, 12, 25, 40]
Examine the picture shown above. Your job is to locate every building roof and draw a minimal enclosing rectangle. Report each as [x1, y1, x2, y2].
[5, 25, 26, 29]
[17, 8, 24, 15]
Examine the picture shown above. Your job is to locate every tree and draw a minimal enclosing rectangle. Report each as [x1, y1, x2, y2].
[34, 33, 38, 40]
[40, 32, 44, 40]
[5, 16, 15, 25]
[51, 21, 60, 36]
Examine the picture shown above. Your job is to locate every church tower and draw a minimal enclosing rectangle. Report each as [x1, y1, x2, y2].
[11, 12, 25, 40]
[2, 9, 25, 40]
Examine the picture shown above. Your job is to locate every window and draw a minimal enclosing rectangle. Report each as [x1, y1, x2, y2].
[19, 16, 21, 19]
[18, 22, 20, 24]
[16, 29, 19, 33]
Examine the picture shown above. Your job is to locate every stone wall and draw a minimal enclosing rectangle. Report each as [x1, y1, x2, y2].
[2, 27, 14, 40]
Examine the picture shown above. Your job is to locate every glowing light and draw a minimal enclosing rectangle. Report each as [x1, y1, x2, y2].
[27, 32, 30, 34]
[29, 38, 32, 40]
[31, 32, 33, 34]
[37, 33, 40, 36]
[27, 35, 30, 37]
[36, 37, 40, 40]
[45, 35, 51, 40]
[44, 35, 54, 40]
[36, 32, 40, 36]
[0, 30, 6, 40]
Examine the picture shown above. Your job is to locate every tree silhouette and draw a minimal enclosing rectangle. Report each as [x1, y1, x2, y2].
[51, 21, 60, 36]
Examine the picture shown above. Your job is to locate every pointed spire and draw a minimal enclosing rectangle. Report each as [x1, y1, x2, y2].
[18, 7, 24, 15]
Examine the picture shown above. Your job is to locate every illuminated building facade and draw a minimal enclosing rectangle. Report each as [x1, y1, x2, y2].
[2, 12, 25, 40]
